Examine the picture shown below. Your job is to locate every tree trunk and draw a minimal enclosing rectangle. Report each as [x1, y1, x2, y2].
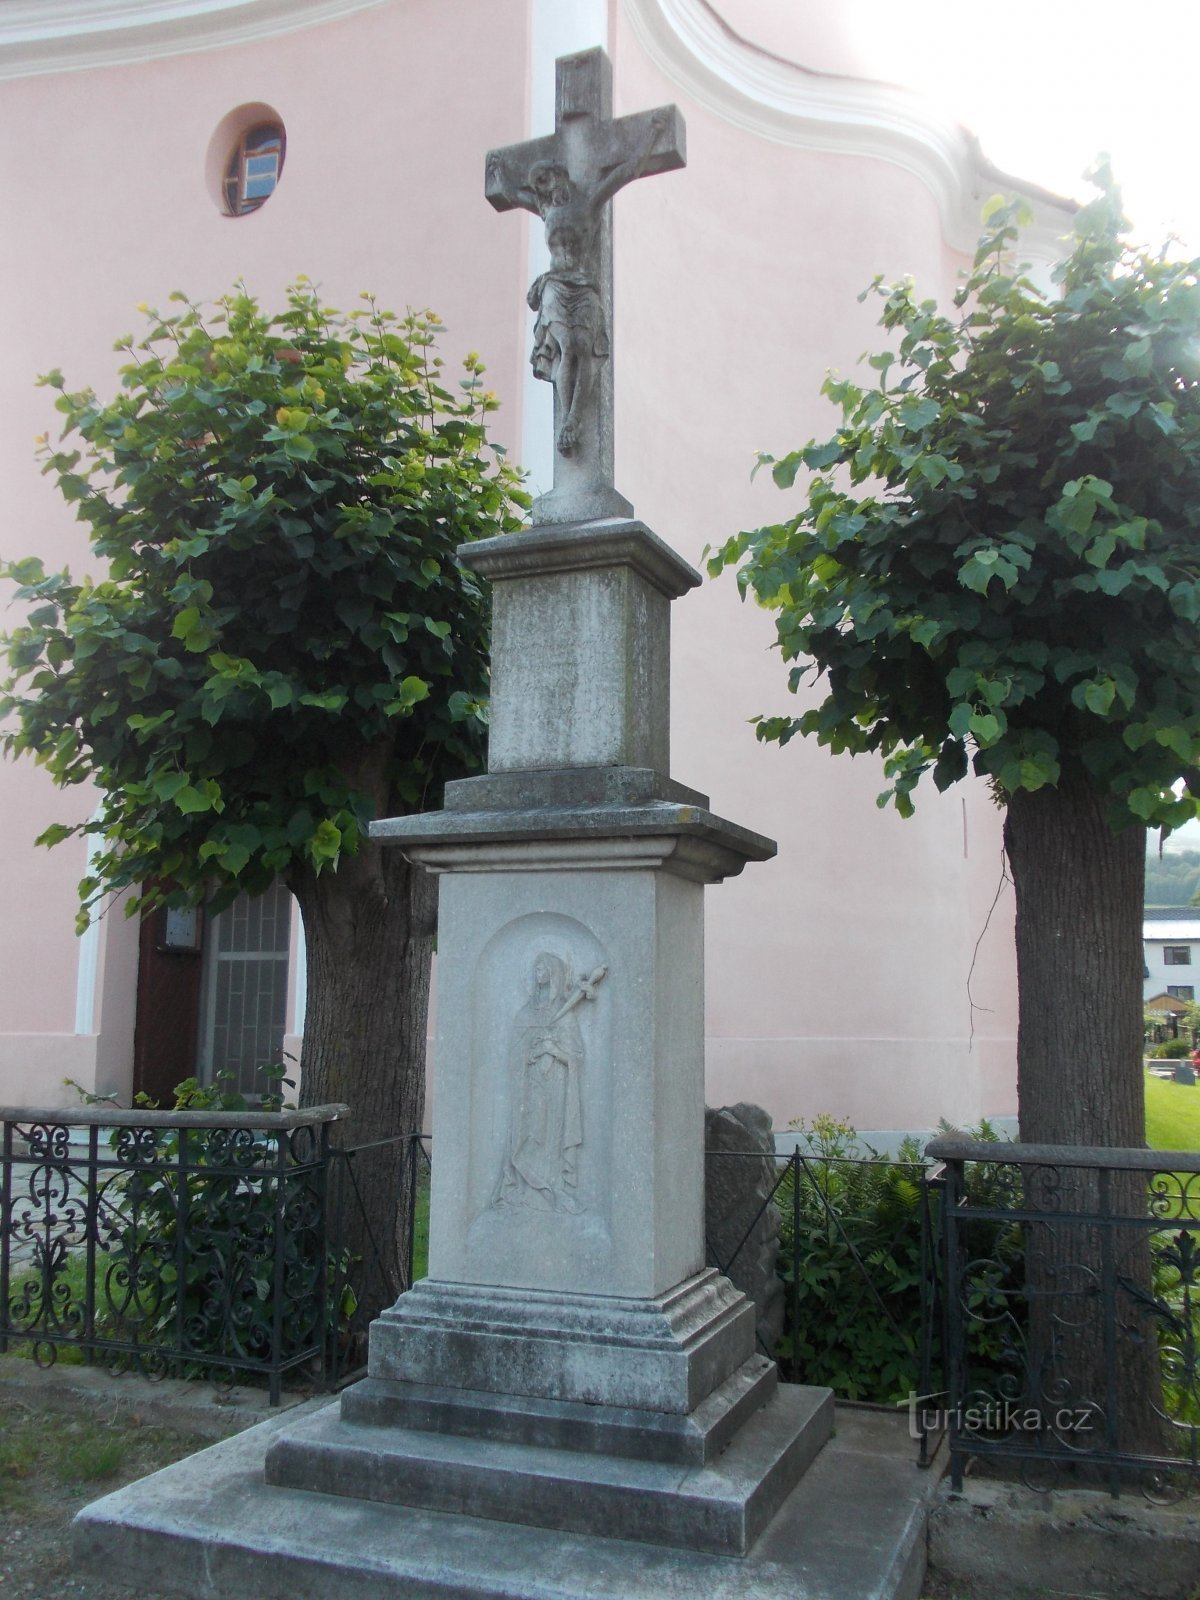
[1005, 765, 1146, 1150]
[1003, 765, 1162, 1462]
[290, 840, 436, 1332]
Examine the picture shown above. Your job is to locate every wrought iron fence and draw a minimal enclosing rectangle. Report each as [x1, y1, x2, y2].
[0, 1103, 434, 1403]
[324, 1129, 430, 1388]
[926, 1134, 1200, 1499]
[4, 1103, 921, 1409]
[1, 1103, 351, 1403]
[704, 1139, 937, 1414]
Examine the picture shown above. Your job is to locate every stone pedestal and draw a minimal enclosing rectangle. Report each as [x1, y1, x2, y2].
[257, 516, 833, 1555]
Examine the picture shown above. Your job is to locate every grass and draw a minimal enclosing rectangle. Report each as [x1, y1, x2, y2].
[413, 1174, 430, 1281]
[1146, 1070, 1200, 1151]
[0, 1398, 203, 1515]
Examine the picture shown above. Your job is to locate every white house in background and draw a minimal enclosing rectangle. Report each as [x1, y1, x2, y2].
[0, 0, 1077, 1136]
[1144, 910, 1200, 1005]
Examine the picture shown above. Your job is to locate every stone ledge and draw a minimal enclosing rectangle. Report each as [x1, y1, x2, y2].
[462, 518, 699, 598]
[340, 1355, 777, 1467]
[370, 801, 776, 883]
[444, 765, 710, 812]
[72, 1402, 935, 1599]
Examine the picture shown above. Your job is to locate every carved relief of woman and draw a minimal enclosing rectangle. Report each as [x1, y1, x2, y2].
[493, 952, 584, 1214]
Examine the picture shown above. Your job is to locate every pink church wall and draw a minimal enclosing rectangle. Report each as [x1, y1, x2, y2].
[0, 0, 1026, 1134]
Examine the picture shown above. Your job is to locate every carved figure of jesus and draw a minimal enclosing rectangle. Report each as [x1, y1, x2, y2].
[516, 114, 666, 458]
[485, 48, 685, 520]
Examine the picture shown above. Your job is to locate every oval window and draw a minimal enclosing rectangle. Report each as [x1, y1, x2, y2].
[222, 120, 286, 216]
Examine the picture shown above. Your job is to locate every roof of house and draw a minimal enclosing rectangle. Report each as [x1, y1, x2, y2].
[1146, 992, 1193, 1013]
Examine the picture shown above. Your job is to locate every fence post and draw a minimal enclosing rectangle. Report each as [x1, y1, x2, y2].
[329, 1145, 349, 1389]
[405, 1133, 420, 1294]
[1097, 1164, 1121, 1496]
[174, 1120, 190, 1370]
[0, 1120, 10, 1356]
[84, 1123, 99, 1366]
[917, 1162, 944, 1469]
[270, 1126, 287, 1408]
[790, 1150, 800, 1384]
[941, 1154, 966, 1492]
[316, 1121, 332, 1389]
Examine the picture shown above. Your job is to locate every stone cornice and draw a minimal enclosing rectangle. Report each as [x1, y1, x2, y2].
[0, 0, 391, 80]
[623, 0, 1075, 264]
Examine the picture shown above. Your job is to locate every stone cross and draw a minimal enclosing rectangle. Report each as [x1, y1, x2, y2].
[485, 48, 685, 526]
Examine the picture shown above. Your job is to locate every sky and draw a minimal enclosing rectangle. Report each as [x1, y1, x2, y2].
[843, 3, 1200, 852]
[843, 2, 1200, 254]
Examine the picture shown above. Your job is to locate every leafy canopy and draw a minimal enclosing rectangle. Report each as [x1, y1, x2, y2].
[709, 171, 1200, 829]
[1, 281, 527, 927]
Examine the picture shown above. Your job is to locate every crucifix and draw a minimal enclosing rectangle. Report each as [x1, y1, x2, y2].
[485, 48, 686, 525]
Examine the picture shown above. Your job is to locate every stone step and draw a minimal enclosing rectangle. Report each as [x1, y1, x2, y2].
[74, 1401, 941, 1600]
[339, 1353, 779, 1467]
[264, 1383, 832, 1556]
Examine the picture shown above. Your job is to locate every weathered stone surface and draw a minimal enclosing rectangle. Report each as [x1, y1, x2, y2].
[264, 1383, 830, 1556]
[463, 519, 700, 593]
[370, 805, 775, 883]
[443, 763, 709, 813]
[929, 1475, 1200, 1600]
[460, 521, 699, 775]
[706, 1102, 786, 1356]
[338, 1356, 776, 1466]
[366, 827, 783, 1313]
[73, 1403, 935, 1600]
[364, 1271, 754, 1415]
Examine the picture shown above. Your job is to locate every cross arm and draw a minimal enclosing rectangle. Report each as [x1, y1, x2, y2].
[484, 134, 560, 215]
[597, 104, 686, 185]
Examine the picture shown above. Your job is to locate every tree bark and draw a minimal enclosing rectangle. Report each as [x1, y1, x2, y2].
[1003, 765, 1162, 1461]
[290, 840, 436, 1331]
[1005, 765, 1146, 1151]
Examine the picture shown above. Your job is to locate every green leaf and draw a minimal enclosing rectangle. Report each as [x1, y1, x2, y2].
[969, 711, 1001, 743]
[35, 822, 76, 848]
[1082, 678, 1117, 716]
[310, 818, 342, 868]
[174, 784, 212, 815]
[152, 771, 190, 802]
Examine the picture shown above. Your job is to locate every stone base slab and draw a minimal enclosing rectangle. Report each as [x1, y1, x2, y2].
[74, 1403, 938, 1600]
[340, 1352, 777, 1466]
[366, 1270, 755, 1414]
[264, 1383, 831, 1556]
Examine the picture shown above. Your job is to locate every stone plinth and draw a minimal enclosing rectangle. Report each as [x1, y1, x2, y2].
[370, 808, 773, 1310]
[362, 1272, 755, 1415]
[467, 520, 696, 773]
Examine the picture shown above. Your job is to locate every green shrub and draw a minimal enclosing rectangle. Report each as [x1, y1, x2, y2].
[775, 1114, 1022, 1405]
[1149, 1037, 1194, 1059]
[776, 1115, 927, 1403]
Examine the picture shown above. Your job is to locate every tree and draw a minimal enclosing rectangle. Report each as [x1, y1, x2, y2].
[1144, 843, 1200, 906]
[1, 282, 526, 1320]
[710, 172, 1200, 1450]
